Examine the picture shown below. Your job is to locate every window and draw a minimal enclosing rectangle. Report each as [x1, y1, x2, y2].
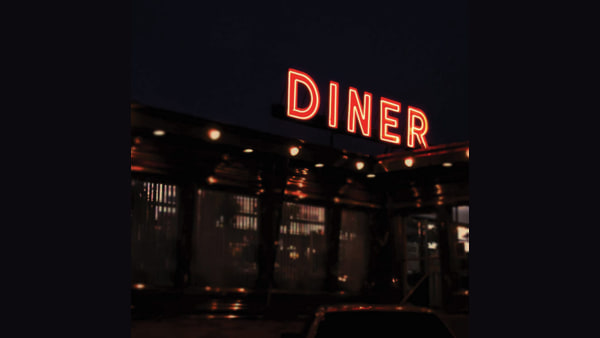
[131, 180, 179, 287]
[274, 202, 326, 291]
[457, 225, 469, 254]
[191, 189, 259, 288]
[452, 205, 469, 224]
[337, 209, 370, 293]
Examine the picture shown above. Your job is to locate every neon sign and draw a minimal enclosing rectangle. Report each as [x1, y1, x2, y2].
[286, 69, 321, 121]
[285, 68, 429, 148]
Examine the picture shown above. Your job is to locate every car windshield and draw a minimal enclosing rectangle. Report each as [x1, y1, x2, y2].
[314, 311, 453, 338]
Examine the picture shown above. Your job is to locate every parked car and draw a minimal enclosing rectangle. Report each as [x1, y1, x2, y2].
[281, 303, 455, 338]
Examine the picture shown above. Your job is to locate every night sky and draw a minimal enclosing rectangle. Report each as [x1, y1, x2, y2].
[132, 1, 468, 155]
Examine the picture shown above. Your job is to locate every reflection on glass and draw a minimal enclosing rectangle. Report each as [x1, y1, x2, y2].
[274, 202, 326, 291]
[457, 225, 469, 253]
[191, 190, 260, 288]
[131, 180, 179, 287]
[338, 209, 369, 293]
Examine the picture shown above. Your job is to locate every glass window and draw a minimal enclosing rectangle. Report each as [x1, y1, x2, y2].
[337, 209, 370, 293]
[457, 225, 469, 254]
[274, 202, 327, 291]
[455, 225, 469, 291]
[131, 180, 180, 287]
[405, 219, 423, 275]
[452, 205, 469, 224]
[190, 189, 259, 288]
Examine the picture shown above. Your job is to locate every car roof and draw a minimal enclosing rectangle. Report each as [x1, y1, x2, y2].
[315, 303, 434, 315]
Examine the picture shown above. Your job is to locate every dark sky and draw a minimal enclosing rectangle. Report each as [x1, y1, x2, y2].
[132, 1, 468, 155]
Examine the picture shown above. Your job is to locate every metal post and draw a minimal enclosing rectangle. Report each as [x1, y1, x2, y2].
[436, 206, 453, 312]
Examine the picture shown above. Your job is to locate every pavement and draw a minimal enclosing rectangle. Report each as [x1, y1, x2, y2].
[131, 312, 468, 338]
[131, 289, 468, 338]
[132, 317, 305, 338]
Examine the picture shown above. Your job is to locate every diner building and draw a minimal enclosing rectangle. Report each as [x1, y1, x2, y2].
[130, 103, 469, 315]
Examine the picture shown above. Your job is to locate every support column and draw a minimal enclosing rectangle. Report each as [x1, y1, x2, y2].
[363, 201, 395, 303]
[436, 205, 453, 312]
[391, 213, 407, 299]
[325, 203, 342, 292]
[256, 156, 288, 291]
[175, 180, 195, 290]
[321, 169, 347, 293]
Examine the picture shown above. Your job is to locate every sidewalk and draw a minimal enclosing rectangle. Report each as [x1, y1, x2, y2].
[132, 289, 468, 338]
[132, 317, 305, 338]
[132, 314, 468, 338]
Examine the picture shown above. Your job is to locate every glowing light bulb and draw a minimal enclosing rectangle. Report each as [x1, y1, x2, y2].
[208, 129, 221, 140]
[289, 146, 300, 156]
